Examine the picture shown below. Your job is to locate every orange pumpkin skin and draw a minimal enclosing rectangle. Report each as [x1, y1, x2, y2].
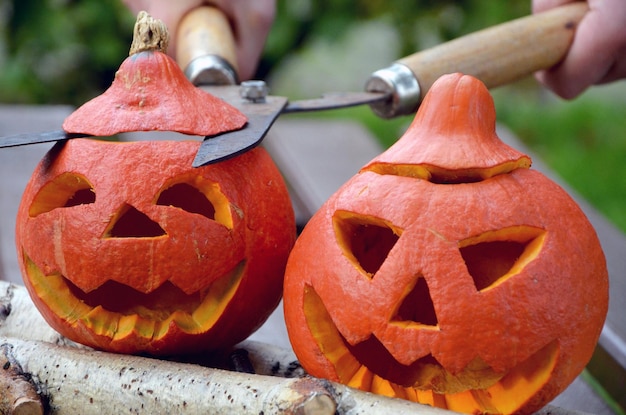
[62, 11, 246, 138]
[16, 138, 295, 356]
[62, 49, 246, 137]
[283, 74, 608, 414]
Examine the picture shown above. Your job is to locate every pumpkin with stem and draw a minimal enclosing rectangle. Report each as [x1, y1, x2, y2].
[15, 12, 295, 356]
[62, 11, 246, 137]
[283, 73, 608, 414]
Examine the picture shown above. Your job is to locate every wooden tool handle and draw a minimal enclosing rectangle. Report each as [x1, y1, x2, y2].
[399, 2, 588, 95]
[176, 6, 239, 84]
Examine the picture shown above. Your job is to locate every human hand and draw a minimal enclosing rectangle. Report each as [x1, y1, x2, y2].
[122, 0, 275, 80]
[532, 0, 626, 98]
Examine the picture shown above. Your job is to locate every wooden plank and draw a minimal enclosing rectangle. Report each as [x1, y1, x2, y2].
[263, 118, 385, 227]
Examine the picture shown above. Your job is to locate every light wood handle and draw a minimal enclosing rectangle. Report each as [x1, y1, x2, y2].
[400, 2, 588, 96]
[176, 6, 239, 83]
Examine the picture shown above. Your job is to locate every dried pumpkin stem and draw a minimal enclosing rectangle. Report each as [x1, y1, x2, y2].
[129, 11, 169, 56]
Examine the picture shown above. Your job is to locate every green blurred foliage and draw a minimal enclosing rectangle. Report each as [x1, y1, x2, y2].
[0, 0, 134, 105]
[261, 0, 530, 78]
[494, 86, 626, 232]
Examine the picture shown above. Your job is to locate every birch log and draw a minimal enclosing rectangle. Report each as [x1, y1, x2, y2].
[0, 281, 304, 377]
[0, 281, 575, 414]
[0, 337, 458, 415]
[0, 343, 43, 415]
[0, 281, 455, 414]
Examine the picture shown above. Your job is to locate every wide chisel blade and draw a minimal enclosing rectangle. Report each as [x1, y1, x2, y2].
[192, 94, 288, 167]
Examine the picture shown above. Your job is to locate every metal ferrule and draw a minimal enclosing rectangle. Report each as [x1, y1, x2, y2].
[184, 55, 238, 86]
[364, 63, 422, 119]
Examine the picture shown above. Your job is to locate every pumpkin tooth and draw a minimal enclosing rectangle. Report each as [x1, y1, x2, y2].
[444, 390, 484, 413]
[413, 389, 436, 407]
[114, 314, 141, 339]
[347, 365, 373, 390]
[190, 261, 244, 327]
[84, 306, 121, 338]
[371, 375, 396, 398]
[168, 311, 200, 335]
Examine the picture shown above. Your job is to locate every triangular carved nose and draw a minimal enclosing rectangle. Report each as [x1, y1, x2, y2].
[106, 204, 166, 238]
[392, 276, 438, 327]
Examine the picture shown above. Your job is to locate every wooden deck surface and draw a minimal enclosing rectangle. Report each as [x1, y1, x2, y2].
[0, 105, 623, 414]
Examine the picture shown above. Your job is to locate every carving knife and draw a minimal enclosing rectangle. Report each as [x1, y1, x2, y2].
[0, 3, 587, 168]
[178, 2, 587, 166]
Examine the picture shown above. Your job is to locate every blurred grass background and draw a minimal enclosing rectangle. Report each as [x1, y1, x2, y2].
[0, 0, 624, 233]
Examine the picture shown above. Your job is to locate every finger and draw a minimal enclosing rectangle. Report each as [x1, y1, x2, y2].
[536, 0, 626, 98]
[532, 0, 578, 14]
[232, 4, 275, 79]
[596, 46, 626, 85]
[209, 0, 275, 80]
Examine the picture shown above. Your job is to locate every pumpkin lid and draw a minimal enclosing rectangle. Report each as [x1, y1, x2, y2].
[62, 11, 247, 137]
[363, 73, 531, 183]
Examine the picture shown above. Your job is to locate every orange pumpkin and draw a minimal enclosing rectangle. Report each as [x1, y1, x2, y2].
[16, 12, 294, 355]
[16, 138, 295, 355]
[283, 73, 608, 414]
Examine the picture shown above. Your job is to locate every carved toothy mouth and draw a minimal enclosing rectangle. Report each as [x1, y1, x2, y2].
[23, 253, 245, 342]
[303, 285, 560, 414]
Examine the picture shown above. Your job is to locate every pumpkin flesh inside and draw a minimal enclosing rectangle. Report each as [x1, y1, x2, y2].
[303, 284, 559, 414]
[24, 254, 244, 340]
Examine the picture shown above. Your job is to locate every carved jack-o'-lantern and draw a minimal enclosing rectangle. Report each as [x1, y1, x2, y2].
[16, 139, 295, 355]
[283, 74, 608, 414]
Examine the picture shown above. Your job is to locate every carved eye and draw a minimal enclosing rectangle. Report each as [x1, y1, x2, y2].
[333, 211, 401, 277]
[157, 183, 216, 220]
[459, 226, 546, 292]
[29, 172, 95, 217]
[156, 178, 234, 229]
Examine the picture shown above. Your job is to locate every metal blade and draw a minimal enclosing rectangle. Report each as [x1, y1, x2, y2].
[0, 88, 383, 153]
[0, 130, 90, 148]
[283, 91, 389, 113]
[193, 85, 390, 166]
[193, 93, 288, 167]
